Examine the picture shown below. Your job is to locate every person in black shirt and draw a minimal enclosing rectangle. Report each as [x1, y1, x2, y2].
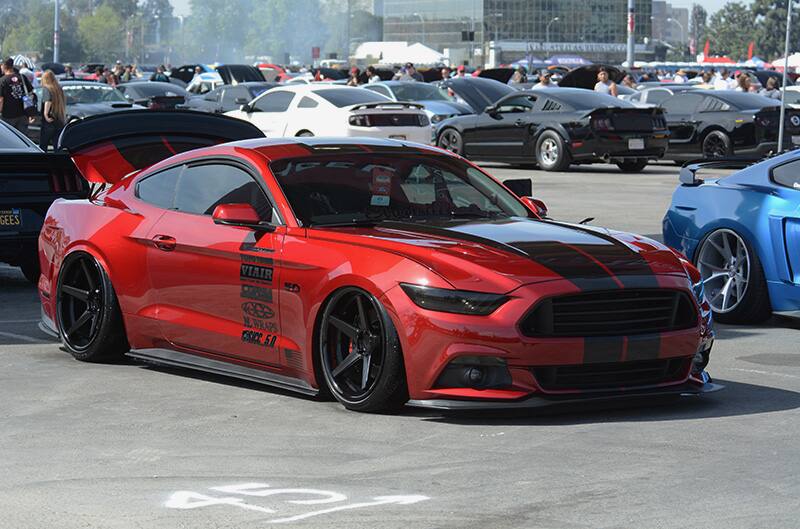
[0, 58, 31, 134]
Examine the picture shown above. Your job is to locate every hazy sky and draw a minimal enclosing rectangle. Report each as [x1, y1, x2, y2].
[168, 0, 729, 18]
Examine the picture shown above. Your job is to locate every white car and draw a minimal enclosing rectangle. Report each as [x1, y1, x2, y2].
[225, 84, 432, 144]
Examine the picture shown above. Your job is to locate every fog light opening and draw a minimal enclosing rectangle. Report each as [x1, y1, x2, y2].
[434, 356, 512, 390]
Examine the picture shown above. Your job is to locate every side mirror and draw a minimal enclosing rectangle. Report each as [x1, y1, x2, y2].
[212, 203, 275, 231]
[503, 178, 533, 198]
[234, 97, 249, 105]
[484, 104, 498, 115]
[240, 103, 252, 113]
[520, 196, 548, 218]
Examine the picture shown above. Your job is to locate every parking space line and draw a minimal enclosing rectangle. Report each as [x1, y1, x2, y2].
[0, 330, 42, 343]
[723, 367, 800, 380]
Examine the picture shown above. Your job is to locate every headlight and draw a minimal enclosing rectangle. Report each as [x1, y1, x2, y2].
[417, 114, 430, 126]
[400, 283, 508, 315]
[431, 114, 446, 123]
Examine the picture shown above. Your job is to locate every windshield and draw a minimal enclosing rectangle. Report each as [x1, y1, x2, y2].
[271, 153, 530, 227]
[63, 85, 127, 104]
[785, 90, 800, 105]
[0, 123, 31, 149]
[313, 88, 389, 107]
[391, 83, 449, 101]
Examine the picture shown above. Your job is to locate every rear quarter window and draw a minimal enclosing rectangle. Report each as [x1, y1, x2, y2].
[771, 159, 800, 190]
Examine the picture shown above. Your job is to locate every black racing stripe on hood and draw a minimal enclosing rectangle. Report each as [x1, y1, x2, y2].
[510, 241, 620, 291]
[379, 219, 658, 290]
[543, 220, 660, 289]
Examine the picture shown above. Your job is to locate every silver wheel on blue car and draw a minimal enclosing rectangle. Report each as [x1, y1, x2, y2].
[319, 287, 408, 412]
[695, 229, 771, 323]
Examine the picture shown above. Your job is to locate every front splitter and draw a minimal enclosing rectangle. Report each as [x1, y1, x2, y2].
[406, 380, 724, 411]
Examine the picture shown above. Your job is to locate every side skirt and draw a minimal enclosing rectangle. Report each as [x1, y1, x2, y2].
[126, 348, 318, 396]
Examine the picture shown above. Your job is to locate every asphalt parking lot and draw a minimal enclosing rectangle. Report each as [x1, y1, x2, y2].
[1, 161, 799, 529]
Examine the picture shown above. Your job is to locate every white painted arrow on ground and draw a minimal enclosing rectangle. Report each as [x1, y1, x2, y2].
[267, 495, 430, 524]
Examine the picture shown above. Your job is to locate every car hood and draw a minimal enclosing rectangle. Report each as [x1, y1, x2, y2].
[311, 218, 689, 293]
[419, 100, 473, 116]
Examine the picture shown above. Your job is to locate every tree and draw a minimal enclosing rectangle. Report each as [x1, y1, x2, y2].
[690, 4, 708, 53]
[752, 0, 800, 60]
[78, 3, 125, 61]
[1, 0, 82, 62]
[706, 1, 756, 60]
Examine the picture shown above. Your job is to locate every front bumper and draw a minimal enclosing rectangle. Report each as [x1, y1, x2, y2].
[407, 377, 723, 410]
[382, 277, 715, 405]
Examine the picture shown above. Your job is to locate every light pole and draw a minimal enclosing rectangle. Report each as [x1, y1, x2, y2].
[546, 16, 559, 44]
[412, 12, 426, 45]
[778, 0, 794, 153]
[626, 0, 635, 68]
[666, 17, 684, 45]
[53, 0, 60, 63]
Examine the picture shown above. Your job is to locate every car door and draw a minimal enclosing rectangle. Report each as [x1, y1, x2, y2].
[661, 93, 704, 155]
[464, 94, 536, 159]
[144, 160, 285, 366]
[242, 90, 295, 137]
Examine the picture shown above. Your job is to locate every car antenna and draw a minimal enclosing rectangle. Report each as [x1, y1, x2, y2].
[578, 217, 594, 225]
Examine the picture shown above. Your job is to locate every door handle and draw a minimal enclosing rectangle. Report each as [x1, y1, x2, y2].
[514, 119, 526, 127]
[152, 235, 176, 251]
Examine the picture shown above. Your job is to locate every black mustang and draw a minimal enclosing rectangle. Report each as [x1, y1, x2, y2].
[436, 78, 668, 172]
[659, 90, 800, 161]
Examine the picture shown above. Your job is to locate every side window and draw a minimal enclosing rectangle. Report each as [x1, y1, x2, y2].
[698, 97, 730, 112]
[497, 95, 536, 113]
[772, 160, 800, 190]
[253, 91, 294, 112]
[298, 96, 319, 108]
[222, 86, 247, 106]
[137, 166, 183, 209]
[661, 93, 703, 114]
[646, 89, 669, 105]
[174, 163, 276, 221]
[203, 88, 220, 102]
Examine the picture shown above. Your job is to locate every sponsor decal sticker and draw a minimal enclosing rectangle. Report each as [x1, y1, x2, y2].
[241, 284, 273, 302]
[284, 282, 300, 293]
[242, 302, 275, 319]
[241, 263, 273, 283]
[243, 317, 278, 332]
[241, 253, 274, 265]
[241, 330, 277, 347]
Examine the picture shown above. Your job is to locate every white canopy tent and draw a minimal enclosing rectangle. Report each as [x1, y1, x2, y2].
[772, 52, 800, 68]
[352, 41, 446, 66]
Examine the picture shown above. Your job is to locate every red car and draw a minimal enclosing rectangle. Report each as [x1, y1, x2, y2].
[38, 111, 720, 412]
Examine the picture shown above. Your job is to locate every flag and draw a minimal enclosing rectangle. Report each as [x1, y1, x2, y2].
[703, 40, 710, 57]
[747, 41, 754, 59]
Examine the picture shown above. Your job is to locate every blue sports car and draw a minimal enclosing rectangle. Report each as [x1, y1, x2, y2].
[663, 154, 800, 323]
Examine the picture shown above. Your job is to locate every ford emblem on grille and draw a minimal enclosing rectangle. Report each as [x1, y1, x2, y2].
[392, 116, 400, 124]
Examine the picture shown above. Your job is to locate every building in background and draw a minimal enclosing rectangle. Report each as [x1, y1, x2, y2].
[651, 1, 689, 47]
[381, 0, 653, 66]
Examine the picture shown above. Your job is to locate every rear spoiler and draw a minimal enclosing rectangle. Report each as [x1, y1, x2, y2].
[57, 110, 264, 185]
[350, 102, 425, 111]
[678, 158, 757, 186]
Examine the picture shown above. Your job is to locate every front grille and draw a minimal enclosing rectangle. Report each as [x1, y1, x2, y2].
[366, 114, 422, 127]
[520, 289, 696, 337]
[533, 357, 690, 391]
[611, 113, 655, 132]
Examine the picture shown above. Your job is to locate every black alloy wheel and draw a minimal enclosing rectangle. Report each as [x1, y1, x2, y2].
[319, 287, 407, 412]
[437, 128, 463, 155]
[702, 130, 732, 159]
[56, 252, 128, 361]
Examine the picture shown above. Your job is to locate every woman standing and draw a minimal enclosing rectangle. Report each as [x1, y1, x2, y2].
[39, 70, 66, 151]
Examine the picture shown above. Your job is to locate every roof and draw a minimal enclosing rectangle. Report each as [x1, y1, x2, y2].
[233, 136, 447, 161]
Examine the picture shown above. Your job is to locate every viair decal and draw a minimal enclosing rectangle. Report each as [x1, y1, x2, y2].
[240, 263, 273, 283]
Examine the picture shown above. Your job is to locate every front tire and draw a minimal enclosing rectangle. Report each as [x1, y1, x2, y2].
[56, 252, 129, 362]
[437, 128, 463, 155]
[535, 130, 571, 171]
[695, 229, 771, 323]
[318, 287, 408, 412]
[616, 158, 648, 173]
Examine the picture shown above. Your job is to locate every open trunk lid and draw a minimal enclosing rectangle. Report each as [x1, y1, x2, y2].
[57, 109, 265, 185]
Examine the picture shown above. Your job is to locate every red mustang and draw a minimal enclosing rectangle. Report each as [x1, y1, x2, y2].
[38, 111, 719, 412]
